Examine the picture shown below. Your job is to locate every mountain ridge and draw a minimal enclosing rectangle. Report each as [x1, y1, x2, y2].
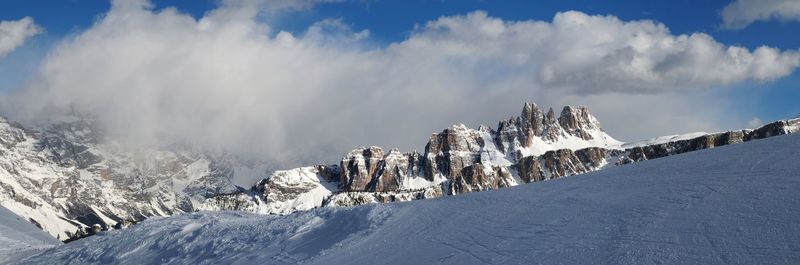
[1, 103, 798, 241]
[16, 132, 800, 264]
[198, 103, 800, 218]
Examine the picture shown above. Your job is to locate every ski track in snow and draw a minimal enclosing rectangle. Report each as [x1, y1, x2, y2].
[10, 134, 800, 265]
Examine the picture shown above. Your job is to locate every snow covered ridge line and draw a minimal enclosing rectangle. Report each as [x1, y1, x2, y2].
[0, 102, 798, 243]
[17, 133, 800, 264]
[199, 105, 800, 217]
[199, 102, 622, 214]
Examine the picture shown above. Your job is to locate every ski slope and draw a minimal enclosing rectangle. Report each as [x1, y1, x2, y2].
[0, 206, 61, 264]
[13, 133, 800, 264]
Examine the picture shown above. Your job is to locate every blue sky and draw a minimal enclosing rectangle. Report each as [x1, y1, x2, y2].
[3, 0, 800, 47]
[0, 0, 798, 157]
[3, 0, 799, 48]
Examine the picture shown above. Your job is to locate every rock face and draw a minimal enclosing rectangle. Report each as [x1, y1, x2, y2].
[450, 164, 514, 194]
[516, 156, 543, 183]
[3, 103, 799, 242]
[745, 119, 799, 140]
[622, 131, 748, 163]
[338, 147, 429, 192]
[372, 149, 417, 192]
[559, 106, 602, 140]
[517, 102, 546, 146]
[515, 147, 610, 183]
[424, 124, 485, 180]
[340, 147, 385, 191]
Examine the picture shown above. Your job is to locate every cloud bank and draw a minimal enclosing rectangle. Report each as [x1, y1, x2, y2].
[406, 11, 800, 93]
[0, 17, 41, 59]
[721, 0, 800, 29]
[2, 0, 798, 165]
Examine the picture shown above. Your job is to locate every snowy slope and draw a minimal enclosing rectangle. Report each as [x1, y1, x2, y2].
[621, 132, 709, 148]
[0, 206, 61, 264]
[517, 126, 623, 157]
[14, 133, 800, 264]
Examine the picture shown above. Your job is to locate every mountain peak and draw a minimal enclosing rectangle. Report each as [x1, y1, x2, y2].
[545, 107, 556, 122]
[521, 102, 539, 116]
[492, 102, 619, 159]
[558, 105, 602, 140]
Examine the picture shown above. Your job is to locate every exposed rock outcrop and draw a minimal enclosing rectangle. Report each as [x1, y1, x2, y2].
[559, 106, 602, 140]
[424, 124, 485, 179]
[340, 147, 384, 191]
[450, 164, 514, 194]
[745, 119, 799, 140]
[337, 147, 430, 193]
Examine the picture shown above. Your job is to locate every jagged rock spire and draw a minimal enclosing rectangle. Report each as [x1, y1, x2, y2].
[558, 106, 602, 141]
[494, 102, 616, 159]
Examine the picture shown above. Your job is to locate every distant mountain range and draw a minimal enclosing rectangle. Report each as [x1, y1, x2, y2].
[1, 102, 798, 241]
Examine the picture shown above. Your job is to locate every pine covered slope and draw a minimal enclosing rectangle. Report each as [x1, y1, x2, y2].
[15, 133, 800, 264]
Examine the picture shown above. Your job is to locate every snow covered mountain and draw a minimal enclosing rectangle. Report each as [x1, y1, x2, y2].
[1, 102, 799, 242]
[199, 103, 800, 216]
[14, 132, 800, 264]
[0, 118, 274, 240]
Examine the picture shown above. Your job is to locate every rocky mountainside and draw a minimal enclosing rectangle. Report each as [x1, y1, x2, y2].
[2, 102, 799, 241]
[199, 103, 800, 217]
[0, 118, 273, 240]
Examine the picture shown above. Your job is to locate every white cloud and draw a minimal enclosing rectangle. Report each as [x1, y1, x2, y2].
[721, 0, 800, 29]
[397, 11, 800, 93]
[747, 117, 764, 128]
[1, 1, 797, 165]
[0, 17, 41, 59]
